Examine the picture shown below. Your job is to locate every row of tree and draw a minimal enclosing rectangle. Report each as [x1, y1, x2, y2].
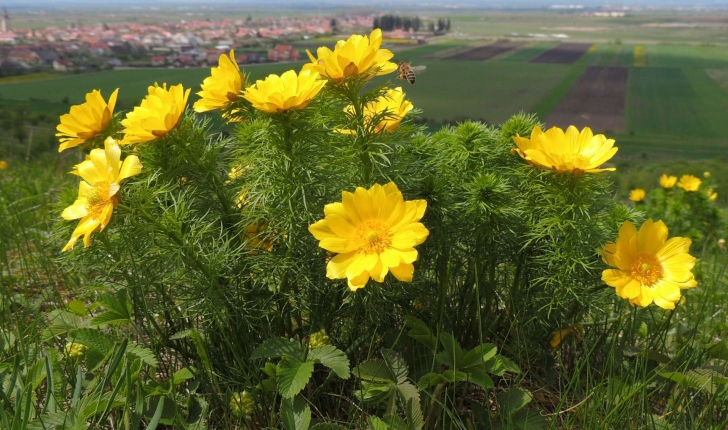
[372, 15, 451, 33]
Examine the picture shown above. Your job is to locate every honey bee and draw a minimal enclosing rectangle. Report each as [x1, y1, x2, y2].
[397, 61, 426, 84]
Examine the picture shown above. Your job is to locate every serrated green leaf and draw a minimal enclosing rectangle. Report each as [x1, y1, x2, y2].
[281, 395, 311, 430]
[406, 397, 424, 430]
[309, 345, 350, 379]
[91, 290, 132, 327]
[173, 367, 195, 386]
[381, 414, 407, 430]
[497, 387, 532, 416]
[443, 369, 468, 384]
[67, 300, 87, 317]
[460, 343, 497, 369]
[436, 333, 463, 367]
[466, 367, 495, 389]
[368, 416, 391, 430]
[417, 373, 448, 390]
[353, 359, 395, 383]
[252, 338, 305, 361]
[277, 357, 314, 398]
[396, 381, 420, 404]
[382, 349, 409, 385]
[126, 343, 158, 368]
[404, 316, 437, 350]
[513, 409, 548, 430]
[71, 328, 114, 356]
[355, 380, 393, 403]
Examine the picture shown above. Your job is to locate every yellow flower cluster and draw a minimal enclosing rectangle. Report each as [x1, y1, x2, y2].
[64, 342, 87, 359]
[309, 330, 331, 349]
[56, 31, 415, 252]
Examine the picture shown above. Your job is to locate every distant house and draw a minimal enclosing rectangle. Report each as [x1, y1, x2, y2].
[0, 31, 16, 44]
[107, 57, 122, 67]
[173, 54, 196, 67]
[267, 44, 299, 62]
[53, 59, 73, 71]
[35, 49, 59, 65]
[151, 55, 167, 66]
[245, 52, 261, 63]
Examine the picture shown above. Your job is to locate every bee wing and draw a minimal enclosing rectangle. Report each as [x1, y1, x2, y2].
[411, 65, 427, 71]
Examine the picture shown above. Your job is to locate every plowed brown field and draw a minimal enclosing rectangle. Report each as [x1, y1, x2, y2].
[545, 66, 629, 132]
[530, 43, 593, 64]
[444, 40, 526, 61]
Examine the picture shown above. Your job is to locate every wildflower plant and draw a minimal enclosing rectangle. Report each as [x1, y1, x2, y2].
[50, 33, 707, 428]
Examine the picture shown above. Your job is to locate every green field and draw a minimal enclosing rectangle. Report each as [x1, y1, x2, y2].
[375, 60, 571, 125]
[500, 41, 559, 62]
[644, 44, 728, 69]
[626, 67, 728, 138]
[0, 59, 571, 128]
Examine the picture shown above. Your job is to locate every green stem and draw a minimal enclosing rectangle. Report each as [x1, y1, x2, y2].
[116, 204, 217, 285]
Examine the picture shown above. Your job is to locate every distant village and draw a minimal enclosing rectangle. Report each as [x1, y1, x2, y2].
[0, 11, 435, 77]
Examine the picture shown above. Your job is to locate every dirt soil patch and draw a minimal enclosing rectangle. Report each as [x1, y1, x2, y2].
[530, 43, 593, 64]
[444, 40, 526, 61]
[545, 66, 629, 133]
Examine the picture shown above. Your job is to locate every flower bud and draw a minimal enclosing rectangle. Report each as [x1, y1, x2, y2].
[309, 330, 330, 349]
[230, 390, 255, 417]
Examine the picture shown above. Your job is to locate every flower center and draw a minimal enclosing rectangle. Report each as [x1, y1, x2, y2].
[226, 91, 239, 102]
[630, 253, 663, 287]
[86, 181, 118, 217]
[355, 220, 392, 254]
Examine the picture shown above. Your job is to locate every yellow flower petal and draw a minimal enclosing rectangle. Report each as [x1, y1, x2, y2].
[512, 125, 617, 173]
[57, 88, 118, 152]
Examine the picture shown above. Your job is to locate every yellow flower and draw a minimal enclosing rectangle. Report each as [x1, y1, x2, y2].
[303, 29, 397, 81]
[243, 69, 325, 113]
[629, 188, 645, 202]
[708, 189, 718, 201]
[601, 219, 697, 310]
[512, 125, 617, 173]
[64, 342, 87, 359]
[340, 87, 413, 134]
[121, 83, 190, 145]
[193, 50, 244, 113]
[704, 171, 711, 178]
[0, 160, 7, 170]
[309, 182, 429, 291]
[56, 89, 119, 152]
[659, 174, 677, 189]
[61, 137, 142, 251]
[677, 174, 701, 192]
